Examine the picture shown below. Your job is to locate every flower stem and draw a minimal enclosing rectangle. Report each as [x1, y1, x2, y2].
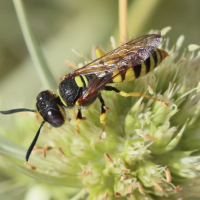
[119, 0, 128, 45]
[12, 0, 57, 90]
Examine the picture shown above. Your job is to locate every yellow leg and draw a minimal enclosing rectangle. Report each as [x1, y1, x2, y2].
[100, 112, 106, 132]
[98, 95, 108, 139]
[119, 91, 168, 105]
[74, 109, 86, 133]
[104, 86, 168, 106]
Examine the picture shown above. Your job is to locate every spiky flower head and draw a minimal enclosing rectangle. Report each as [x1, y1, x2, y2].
[1, 28, 200, 200]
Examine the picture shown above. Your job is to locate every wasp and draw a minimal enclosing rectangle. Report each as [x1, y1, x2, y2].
[0, 33, 168, 161]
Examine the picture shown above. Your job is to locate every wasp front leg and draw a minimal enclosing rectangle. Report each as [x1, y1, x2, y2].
[98, 95, 109, 139]
[104, 86, 168, 106]
[74, 108, 86, 133]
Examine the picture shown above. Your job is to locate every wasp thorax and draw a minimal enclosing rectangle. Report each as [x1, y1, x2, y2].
[36, 90, 66, 127]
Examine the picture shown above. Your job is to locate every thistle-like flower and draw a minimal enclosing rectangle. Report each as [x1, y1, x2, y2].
[1, 29, 200, 200]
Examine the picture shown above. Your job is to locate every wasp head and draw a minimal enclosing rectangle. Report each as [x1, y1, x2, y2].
[36, 90, 66, 127]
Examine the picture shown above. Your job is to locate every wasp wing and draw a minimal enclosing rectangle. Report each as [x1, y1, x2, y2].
[74, 34, 163, 104]
[66, 33, 162, 79]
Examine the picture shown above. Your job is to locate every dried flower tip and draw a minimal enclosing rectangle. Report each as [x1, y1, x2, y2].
[104, 152, 113, 164]
[81, 195, 86, 199]
[32, 149, 43, 155]
[82, 167, 87, 176]
[188, 44, 200, 51]
[56, 147, 66, 158]
[153, 181, 163, 192]
[135, 129, 156, 141]
[33, 146, 52, 150]
[24, 162, 36, 170]
[136, 181, 144, 194]
[101, 192, 108, 200]
[127, 184, 134, 196]
[65, 60, 78, 69]
[85, 171, 92, 177]
[166, 168, 171, 183]
[174, 185, 181, 193]
[33, 146, 40, 149]
[123, 169, 130, 173]
[120, 175, 131, 181]
[114, 192, 121, 197]
[126, 193, 131, 198]
[43, 145, 48, 158]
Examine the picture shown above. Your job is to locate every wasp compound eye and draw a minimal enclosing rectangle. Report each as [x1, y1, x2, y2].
[36, 90, 66, 127]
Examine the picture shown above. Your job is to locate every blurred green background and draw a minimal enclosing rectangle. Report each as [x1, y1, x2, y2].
[0, 0, 200, 199]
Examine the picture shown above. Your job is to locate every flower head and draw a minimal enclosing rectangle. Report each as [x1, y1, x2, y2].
[1, 28, 200, 199]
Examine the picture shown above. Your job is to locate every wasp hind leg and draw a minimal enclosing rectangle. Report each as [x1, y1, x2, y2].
[104, 86, 168, 106]
[74, 108, 86, 133]
[98, 95, 109, 139]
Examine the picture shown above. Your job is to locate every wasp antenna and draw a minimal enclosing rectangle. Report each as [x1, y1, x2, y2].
[26, 121, 45, 161]
[0, 108, 35, 115]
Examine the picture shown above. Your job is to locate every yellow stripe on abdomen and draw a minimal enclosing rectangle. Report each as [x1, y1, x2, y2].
[124, 67, 135, 82]
[149, 54, 155, 72]
[156, 49, 162, 65]
[139, 61, 146, 77]
[112, 69, 122, 83]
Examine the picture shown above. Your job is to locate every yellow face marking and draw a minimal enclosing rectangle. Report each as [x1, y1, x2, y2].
[57, 89, 67, 106]
[75, 101, 79, 106]
[140, 61, 146, 77]
[112, 69, 122, 83]
[75, 76, 84, 87]
[124, 67, 135, 82]
[156, 49, 161, 65]
[81, 75, 88, 86]
[149, 55, 155, 72]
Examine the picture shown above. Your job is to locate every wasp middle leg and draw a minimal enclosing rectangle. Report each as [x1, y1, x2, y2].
[98, 94, 109, 139]
[74, 108, 86, 133]
[104, 86, 168, 106]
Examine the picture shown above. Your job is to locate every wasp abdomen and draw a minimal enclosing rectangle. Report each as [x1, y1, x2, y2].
[111, 48, 168, 83]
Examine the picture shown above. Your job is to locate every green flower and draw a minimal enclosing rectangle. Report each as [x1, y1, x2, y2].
[1, 27, 200, 200]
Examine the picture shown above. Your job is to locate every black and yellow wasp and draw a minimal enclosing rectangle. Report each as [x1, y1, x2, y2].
[0, 33, 168, 161]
